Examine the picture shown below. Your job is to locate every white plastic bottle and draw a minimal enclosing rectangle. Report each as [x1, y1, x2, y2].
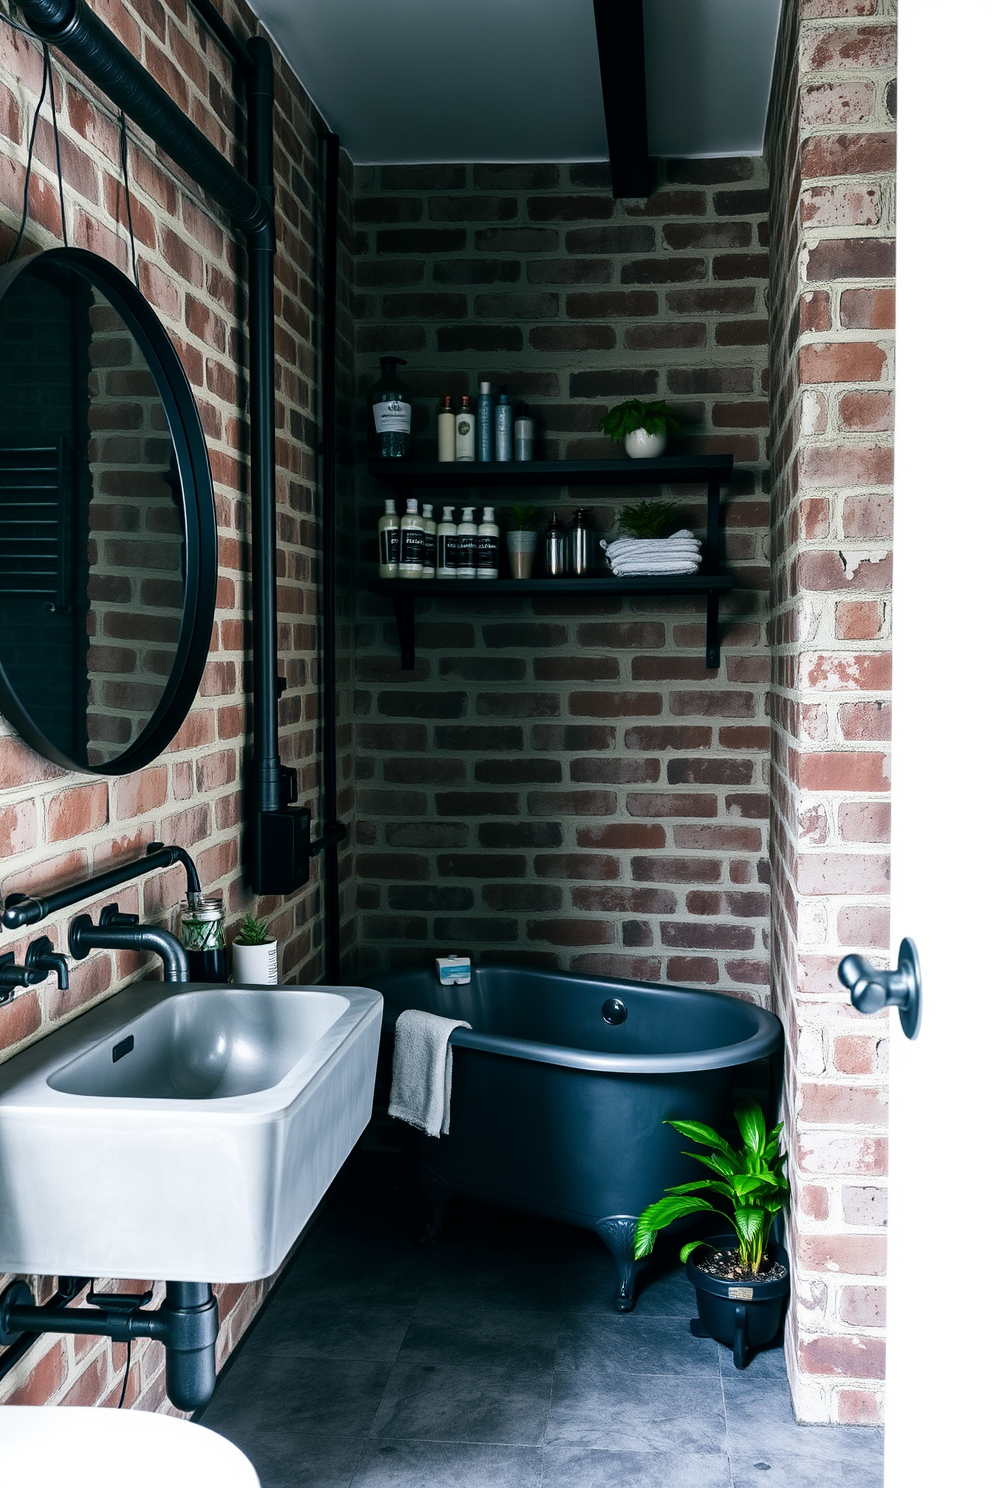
[455, 395, 476, 461]
[437, 395, 455, 462]
[378, 497, 399, 577]
[457, 506, 478, 578]
[421, 502, 437, 578]
[437, 506, 458, 577]
[476, 505, 499, 578]
[398, 497, 424, 578]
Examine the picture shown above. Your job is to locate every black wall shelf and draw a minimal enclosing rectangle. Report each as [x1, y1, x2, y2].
[368, 455, 735, 671]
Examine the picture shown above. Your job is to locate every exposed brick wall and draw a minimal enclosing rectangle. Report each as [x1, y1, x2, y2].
[0, 0, 332, 1412]
[765, 0, 894, 1425]
[341, 161, 773, 992]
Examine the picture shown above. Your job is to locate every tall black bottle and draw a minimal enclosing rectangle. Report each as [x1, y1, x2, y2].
[367, 355, 413, 460]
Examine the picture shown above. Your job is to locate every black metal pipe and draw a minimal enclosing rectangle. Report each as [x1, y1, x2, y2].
[68, 915, 189, 982]
[2, 842, 200, 931]
[0, 1278, 88, 1388]
[319, 129, 341, 982]
[14, 0, 270, 238]
[185, 0, 253, 76]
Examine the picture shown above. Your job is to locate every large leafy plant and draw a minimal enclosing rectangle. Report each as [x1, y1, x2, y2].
[634, 1102, 788, 1275]
[597, 398, 681, 442]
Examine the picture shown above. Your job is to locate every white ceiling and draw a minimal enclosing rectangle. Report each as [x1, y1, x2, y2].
[248, 0, 784, 165]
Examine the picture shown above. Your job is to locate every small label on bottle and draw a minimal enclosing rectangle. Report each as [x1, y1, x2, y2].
[456, 533, 476, 570]
[379, 527, 399, 566]
[438, 533, 457, 569]
[373, 400, 412, 433]
[399, 526, 424, 566]
[476, 534, 499, 571]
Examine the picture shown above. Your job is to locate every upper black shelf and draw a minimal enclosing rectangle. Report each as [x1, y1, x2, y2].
[367, 455, 733, 488]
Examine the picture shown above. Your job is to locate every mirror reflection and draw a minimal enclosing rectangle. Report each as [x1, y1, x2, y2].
[0, 259, 186, 769]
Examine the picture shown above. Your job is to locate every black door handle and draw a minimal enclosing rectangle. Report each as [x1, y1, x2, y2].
[837, 937, 922, 1040]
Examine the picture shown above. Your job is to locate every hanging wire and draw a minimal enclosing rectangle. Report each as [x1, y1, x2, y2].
[118, 110, 139, 287]
[6, 42, 51, 262]
[46, 43, 68, 246]
[116, 1338, 132, 1408]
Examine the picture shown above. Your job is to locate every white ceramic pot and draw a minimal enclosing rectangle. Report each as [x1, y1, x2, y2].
[231, 938, 279, 985]
[507, 528, 538, 578]
[623, 427, 666, 459]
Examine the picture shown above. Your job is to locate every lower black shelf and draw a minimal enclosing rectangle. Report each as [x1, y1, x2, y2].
[369, 573, 733, 671]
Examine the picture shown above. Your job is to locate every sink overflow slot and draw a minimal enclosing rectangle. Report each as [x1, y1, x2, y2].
[112, 1035, 134, 1062]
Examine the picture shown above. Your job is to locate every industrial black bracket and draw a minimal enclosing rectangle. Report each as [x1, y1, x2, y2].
[0, 1279, 218, 1411]
[2, 841, 199, 931]
[593, 0, 651, 198]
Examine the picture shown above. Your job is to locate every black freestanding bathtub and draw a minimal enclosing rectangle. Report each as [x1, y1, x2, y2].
[373, 964, 783, 1310]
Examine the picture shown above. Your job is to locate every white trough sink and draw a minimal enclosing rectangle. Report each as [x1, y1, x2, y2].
[0, 981, 382, 1282]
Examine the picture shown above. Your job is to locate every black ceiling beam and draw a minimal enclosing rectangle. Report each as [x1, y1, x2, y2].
[593, 0, 652, 199]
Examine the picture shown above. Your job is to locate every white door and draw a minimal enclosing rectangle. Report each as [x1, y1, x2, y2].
[881, 3, 992, 1480]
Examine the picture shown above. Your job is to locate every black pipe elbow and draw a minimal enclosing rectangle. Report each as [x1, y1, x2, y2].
[68, 916, 189, 984]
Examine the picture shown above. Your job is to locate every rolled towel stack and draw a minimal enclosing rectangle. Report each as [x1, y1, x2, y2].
[601, 528, 703, 576]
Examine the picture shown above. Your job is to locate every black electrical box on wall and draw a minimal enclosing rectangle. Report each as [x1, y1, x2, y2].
[252, 807, 312, 894]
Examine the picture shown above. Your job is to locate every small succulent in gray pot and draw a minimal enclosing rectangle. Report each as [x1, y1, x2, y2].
[635, 1101, 790, 1369]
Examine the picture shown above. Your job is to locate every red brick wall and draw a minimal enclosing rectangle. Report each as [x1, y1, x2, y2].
[766, 0, 894, 1424]
[0, 0, 330, 1411]
[344, 160, 774, 992]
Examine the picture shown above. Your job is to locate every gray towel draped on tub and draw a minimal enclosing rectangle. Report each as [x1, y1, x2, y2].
[388, 1008, 471, 1138]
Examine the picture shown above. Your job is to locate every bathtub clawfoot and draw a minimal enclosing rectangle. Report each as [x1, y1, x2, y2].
[417, 1165, 450, 1245]
[595, 1216, 640, 1312]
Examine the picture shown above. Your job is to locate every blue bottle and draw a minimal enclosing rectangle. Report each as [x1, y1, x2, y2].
[476, 379, 494, 462]
[495, 387, 513, 461]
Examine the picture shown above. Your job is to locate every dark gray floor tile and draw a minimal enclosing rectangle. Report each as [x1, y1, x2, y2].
[548, 1367, 726, 1454]
[557, 1312, 721, 1377]
[730, 1439, 884, 1488]
[202, 1427, 365, 1488]
[370, 1360, 552, 1445]
[399, 1306, 559, 1369]
[200, 1353, 391, 1440]
[719, 1343, 787, 1381]
[542, 1444, 733, 1488]
[351, 1439, 542, 1488]
[416, 1263, 567, 1313]
[248, 1300, 412, 1362]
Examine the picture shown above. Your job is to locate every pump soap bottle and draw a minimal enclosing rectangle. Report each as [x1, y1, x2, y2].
[378, 497, 399, 577]
[367, 356, 412, 461]
[457, 507, 478, 577]
[437, 506, 458, 576]
[421, 503, 437, 578]
[477, 506, 499, 578]
[399, 498, 425, 577]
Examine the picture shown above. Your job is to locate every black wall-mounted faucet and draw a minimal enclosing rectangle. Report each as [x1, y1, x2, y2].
[68, 906, 189, 984]
[0, 936, 70, 1003]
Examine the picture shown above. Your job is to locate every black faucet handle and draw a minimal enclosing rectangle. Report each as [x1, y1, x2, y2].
[99, 904, 139, 928]
[24, 936, 70, 991]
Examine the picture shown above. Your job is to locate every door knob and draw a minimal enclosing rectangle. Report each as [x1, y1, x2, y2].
[837, 937, 922, 1040]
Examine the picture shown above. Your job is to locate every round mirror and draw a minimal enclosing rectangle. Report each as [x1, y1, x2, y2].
[0, 248, 217, 774]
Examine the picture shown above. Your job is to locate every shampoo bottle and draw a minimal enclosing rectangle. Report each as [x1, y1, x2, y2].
[495, 388, 513, 462]
[399, 497, 424, 577]
[514, 403, 535, 461]
[477, 506, 499, 578]
[377, 497, 399, 578]
[437, 395, 455, 462]
[476, 380, 494, 462]
[421, 503, 437, 578]
[455, 395, 476, 461]
[367, 355, 412, 461]
[437, 506, 458, 577]
[457, 506, 478, 577]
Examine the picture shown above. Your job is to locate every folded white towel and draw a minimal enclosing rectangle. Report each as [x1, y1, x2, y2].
[388, 1008, 471, 1138]
[608, 561, 700, 576]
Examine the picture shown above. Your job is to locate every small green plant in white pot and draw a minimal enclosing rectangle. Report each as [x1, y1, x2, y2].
[231, 910, 278, 985]
[506, 503, 540, 578]
[598, 399, 681, 459]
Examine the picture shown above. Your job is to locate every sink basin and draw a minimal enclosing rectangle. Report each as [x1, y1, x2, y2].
[0, 981, 382, 1283]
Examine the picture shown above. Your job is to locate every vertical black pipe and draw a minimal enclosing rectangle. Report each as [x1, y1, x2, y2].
[245, 38, 281, 834]
[320, 130, 341, 982]
[161, 1282, 218, 1413]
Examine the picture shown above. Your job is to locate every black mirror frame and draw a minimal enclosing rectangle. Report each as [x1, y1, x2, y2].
[0, 247, 217, 776]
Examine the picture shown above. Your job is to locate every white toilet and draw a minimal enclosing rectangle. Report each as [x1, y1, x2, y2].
[0, 1406, 260, 1487]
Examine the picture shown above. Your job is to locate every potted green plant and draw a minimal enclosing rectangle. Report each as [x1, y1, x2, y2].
[635, 1102, 790, 1369]
[506, 502, 540, 578]
[230, 910, 279, 985]
[616, 499, 679, 539]
[597, 398, 681, 459]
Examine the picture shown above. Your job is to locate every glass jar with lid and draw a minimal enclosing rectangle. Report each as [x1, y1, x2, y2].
[178, 893, 228, 983]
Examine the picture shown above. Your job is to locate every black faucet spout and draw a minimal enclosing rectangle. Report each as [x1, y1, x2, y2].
[68, 910, 189, 984]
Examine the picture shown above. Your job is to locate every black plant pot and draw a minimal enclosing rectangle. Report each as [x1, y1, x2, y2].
[687, 1235, 789, 1370]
